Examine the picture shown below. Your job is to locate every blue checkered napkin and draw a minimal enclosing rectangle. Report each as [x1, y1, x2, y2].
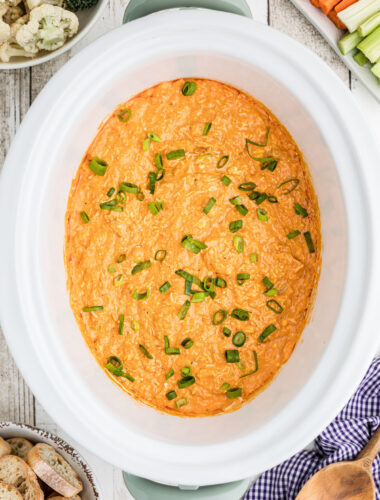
[244, 357, 380, 500]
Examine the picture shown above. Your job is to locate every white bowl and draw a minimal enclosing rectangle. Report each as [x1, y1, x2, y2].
[0, 8, 379, 487]
[0, 0, 107, 70]
[0, 422, 102, 498]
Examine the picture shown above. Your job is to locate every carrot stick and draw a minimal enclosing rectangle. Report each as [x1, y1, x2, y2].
[334, 0, 358, 13]
[319, 0, 341, 15]
[328, 9, 347, 28]
[310, 0, 320, 8]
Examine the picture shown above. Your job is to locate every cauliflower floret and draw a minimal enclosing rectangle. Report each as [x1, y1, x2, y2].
[9, 13, 27, 40]
[0, 40, 35, 61]
[0, 6, 10, 42]
[15, 4, 78, 53]
[3, 4, 24, 24]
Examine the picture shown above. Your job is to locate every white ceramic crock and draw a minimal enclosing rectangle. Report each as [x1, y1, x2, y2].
[0, 8, 380, 489]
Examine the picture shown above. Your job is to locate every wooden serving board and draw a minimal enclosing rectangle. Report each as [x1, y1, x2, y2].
[288, 0, 380, 102]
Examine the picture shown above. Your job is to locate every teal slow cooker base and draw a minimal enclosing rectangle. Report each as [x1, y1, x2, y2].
[122, 0, 253, 498]
[123, 472, 253, 499]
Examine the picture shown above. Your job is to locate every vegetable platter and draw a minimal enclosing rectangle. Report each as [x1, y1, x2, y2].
[288, 0, 380, 102]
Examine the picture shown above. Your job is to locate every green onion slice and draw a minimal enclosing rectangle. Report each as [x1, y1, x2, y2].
[278, 178, 300, 195]
[166, 149, 185, 160]
[155, 153, 163, 170]
[250, 252, 258, 263]
[181, 337, 194, 349]
[89, 157, 108, 176]
[148, 172, 156, 194]
[175, 269, 203, 289]
[181, 366, 191, 377]
[239, 182, 257, 191]
[217, 155, 229, 169]
[181, 235, 208, 254]
[184, 280, 192, 296]
[287, 230, 301, 239]
[113, 274, 124, 287]
[131, 320, 139, 331]
[131, 260, 151, 275]
[182, 81, 197, 96]
[237, 273, 250, 285]
[100, 200, 122, 212]
[203, 197, 216, 215]
[139, 344, 153, 359]
[246, 127, 270, 148]
[304, 231, 315, 253]
[230, 196, 248, 216]
[148, 132, 162, 142]
[80, 211, 89, 224]
[232, 331, 246, 347]
[240, 351, 259, 378]
[215, 277, 227, 288]
[233, 235, 244, 254]
[257, 208, 268, 222]
[222, 327, 231, 337]
[226, 387, 242, 399]
[177, 376, 196, 388]
[82, 305, 103, 312]
[166, 369, 174, 379]
[191, 292, 208, 303]
[197, 153, 214, 161]
[136, 191, 145, 201]
[176, 398, 188, 408]
[159, 281, 171, 294]
[268, 195, 278, 203]
[231, 308, 250, 321]
[213, 309, 228, 325]
[266, 299, 283, 314]
[156, 169, 165, 181]
[108, 264, 116, 274]
[221, 175, 232, 186]
[116, 191, 127, 204]
[117, 254, 126, 263]
[166, 390, 177, 400]
[148, 201, 164, 215]
[225, 350, 240, 363]
[143, 138, 150, 152]
[262, 276, 274, 290]
[203, 276, 215, 292]
[107, 187, 116, 197]
[259, 324, 277, 342]
[260, 158, 278, 172]
[132, 289, 150, 300]
[117, 108, 132, 122]
[177, 300, 191, 320]
[220, 382, 230, 390]
[229, 220, 243, 233]
[119, 182, 138, 193]
[154, 250, 167, 262]
[252, 192, 267, 205]
[105, 356, 134, 382]
[294, 203, 308, 218]
[203, 122, 212, 136]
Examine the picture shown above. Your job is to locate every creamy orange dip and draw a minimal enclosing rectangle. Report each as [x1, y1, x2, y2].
[65, 79, 321, 417]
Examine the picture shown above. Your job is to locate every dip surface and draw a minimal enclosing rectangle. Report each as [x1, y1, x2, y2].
[65, 78, 321, 416]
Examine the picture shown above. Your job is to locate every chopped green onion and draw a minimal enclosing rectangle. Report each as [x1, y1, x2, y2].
[229, 220, 243, 233]
[82, 306, 103, 312]
[117, 254, 126, 263]
[154, 250, 167, 262]
[143, 138, 150, 151]
[266, 299, 283, 314]
[232, 331, 246, 347]
[239, 182, 257, 191]
[139, 344, 153, 359]
[184, 280, 192, 296]
[213, 309, 228, 325]
[226, 387, 242, 399]
[156, 169, 165, 181]
[182, 81, 197, 96]
[220, 382, 230, 390]
[100, 200, 122, 212]
[176, 398, 188, 408]
[277, 178, 300, 195]
[250, 252, 258, 263]
[148, 132, 162, 142]
[203, 276, 215, 292]
[108, 264, 116, 274]
[215, 277, 227, 288]
[222, 327, 231, 337]
[181, 337, 194, 349]
[119, 182, 139, 193]
[107, 187, 116, 197]
[131, 320, 139, 331]
[181, 235, 208, 254]
[258, 324, 277, 342]
[131, 260, 151, 275]
[262, 276, 274, 290]
[221, 175, 232, 186]
[80, 211, 89, 224]
[225, 349, 240, 363]
[203, 197, 216, 215]
[294, 203, 308, 218]
[166, 149, 185, 160]
[166, 369, 174, 379]
[304, 231, 315, 253]
[117, 108, 132, 122]
[136, 191, 145, 201]
[251, 192, 267, 205]
[89, 157, 108, 176]
[267, 195, 278, 203]
[178, 376, 196, 388]
[240, 351, 259, 378]
[191, 292, 208, 303]
[166, 390, 177, 400]
[175, 269, 203, 288]
[260, 158, 278, 172]
[165, 347, 180, 355]
[148, 200, 164, 215]
[236, 360, 245, 371]
[233, 235, 244, 254]
[181, 366, 191, 377]
[197, 153, 214, 161]
[113, 274, 124, 287]
[132, 289, 150, 300]
[237, 273, 250, 285]
[105, 356, 134, 382]
[287, 230, 301, 239]
[230, 197, 248, 216]
[217, 155, 229, 168]
[116, 191, 127, 204]
[148, 172, 156, 194]
[159, 281, 171, 294]
[203, 122, 212, 136]
[231, 308, 249, 321]
[257, 208, 268, 221]
[155, 153, 163, 170]
[177, 300, 191, 320]
[264, 288, 278, 297]
[246, 127, 270, 149]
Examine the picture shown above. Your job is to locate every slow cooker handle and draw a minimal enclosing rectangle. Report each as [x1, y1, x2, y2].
[123, 0, 252, 23]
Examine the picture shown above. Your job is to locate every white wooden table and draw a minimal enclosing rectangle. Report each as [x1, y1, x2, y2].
[1, 0, 379, 497]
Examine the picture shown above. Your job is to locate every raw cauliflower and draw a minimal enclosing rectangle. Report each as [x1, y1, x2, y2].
[16, 4, 78, 53]
[0, 40, 34, 61]
[0, 5, 10, 42]
[9, 13, 27, 40]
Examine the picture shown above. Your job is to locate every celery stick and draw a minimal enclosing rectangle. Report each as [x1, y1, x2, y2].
[338, 31, 364, 54]
[358, 11, 380, 36]
[371, 59, 380, 78]
[357, 26, 380, 62]
[354, 50, 370, 65]
[338, 0, 380, 33]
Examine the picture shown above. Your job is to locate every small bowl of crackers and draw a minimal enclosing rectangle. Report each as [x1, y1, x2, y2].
[0, 422, 101, 499]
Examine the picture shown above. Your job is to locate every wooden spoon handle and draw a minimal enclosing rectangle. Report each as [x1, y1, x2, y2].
[357, 425, 380, 466]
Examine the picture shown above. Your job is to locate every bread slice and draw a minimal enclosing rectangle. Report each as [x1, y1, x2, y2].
[0, 481, 23, 499]
[7, 439, 34, 461]
[27, 444, 83, 497]
[0, 437, 12, 458]
[0, 455, 44, 500]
